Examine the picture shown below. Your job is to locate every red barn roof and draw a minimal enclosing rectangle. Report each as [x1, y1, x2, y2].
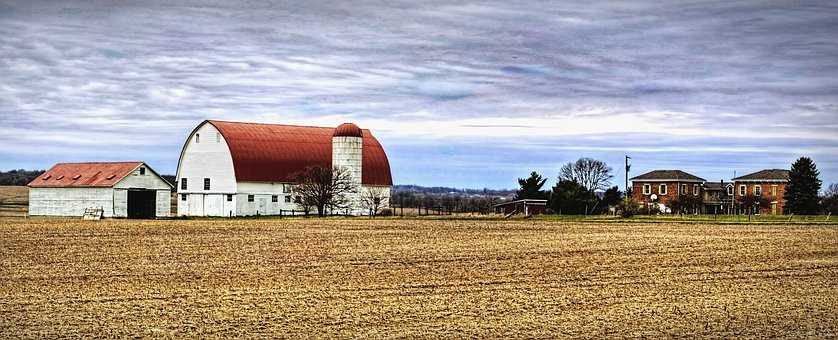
[206, 120, 393, 186]
[28, 162, 144, 188]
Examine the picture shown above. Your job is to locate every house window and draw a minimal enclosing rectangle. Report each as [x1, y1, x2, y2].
[195, 133, 200, 143]
[285, 196, 291, 203]
[642, 184, 651, 195]
[727, 185, 734, 196]
[739, 185, 746, 196]
[754, 185, 762, 196]
[226, 194, 233, 202]
[204, 178, 211, 190]
[139, 167, 146, 175]
[248, 195, 254, 202]
[680, 184, 687, 195]
[180, 194, 186, 201]
[771, 185, 777, 197]
[693, 184, 699, 196]
[272, 195, 278, 203]
[659, 184, 667, 195]
[181, 178, 187, 190]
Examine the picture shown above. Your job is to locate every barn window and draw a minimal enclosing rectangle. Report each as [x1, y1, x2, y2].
[56, 175, 64, 180]
[282, 184, 290, 193]
[739, 185, 746, 196]
[195, 133, 200, 143]
[216, 133, 221, 143]
[771, 185, 777, 197]
[139, 167, 146, 175]
[227, 194, 233, 202]
[693, 184, 699, 196]
[204, 178, 211, 190]
[284, 196, 291, 203]
[247, 195, 254, 202]
[181, 194, 186, 201]
[680, 184, 687, 195]
[72, 175, 81, 180]
[181, 178, 187, 190]
[642, 184, 651, 195]
[659, 184, 667, 195]
[754, 185, 762, 196]
[272, 195, 278, 203]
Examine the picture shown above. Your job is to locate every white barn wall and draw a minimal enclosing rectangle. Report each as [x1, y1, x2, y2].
[176, 122, 237, 216]
[29, 187, 114, 217]
[114, 165, 172, 218]
[235, 182, 297, 216]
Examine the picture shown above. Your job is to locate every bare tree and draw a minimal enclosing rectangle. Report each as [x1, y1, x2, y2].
[360, 187, 390, 217]
[292, 166, 357, 217]
[559, 158, 614, 192]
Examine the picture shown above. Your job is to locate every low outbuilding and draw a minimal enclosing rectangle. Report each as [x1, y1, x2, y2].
[27, 162, 173, 218]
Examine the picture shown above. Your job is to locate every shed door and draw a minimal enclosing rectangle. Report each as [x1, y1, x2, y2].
[258, 198, 267, 215]
[127, 190, 156, 219]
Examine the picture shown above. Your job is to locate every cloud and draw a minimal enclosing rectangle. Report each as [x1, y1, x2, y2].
[0, 0, 837, 188]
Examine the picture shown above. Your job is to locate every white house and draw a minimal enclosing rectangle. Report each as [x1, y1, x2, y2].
[27, 162, 173, 218]
[175, 120, 393, 217]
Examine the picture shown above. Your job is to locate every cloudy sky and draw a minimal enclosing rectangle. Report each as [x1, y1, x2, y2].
[1, 1, 837, 189]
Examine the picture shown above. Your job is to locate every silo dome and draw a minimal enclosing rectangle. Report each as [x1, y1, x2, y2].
[333, 123, 363, 138]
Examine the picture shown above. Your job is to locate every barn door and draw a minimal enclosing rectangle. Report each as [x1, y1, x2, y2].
[127, 190, 156, 219]
[258, 198, 267, 215]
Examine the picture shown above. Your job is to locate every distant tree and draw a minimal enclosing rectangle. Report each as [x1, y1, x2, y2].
[784, 157, 822, 215]
[360, 187, 390, 217]
[0, 169, 46, 186]
[601, 186, 622, 209]
[821, 183, 838, 215]
[550, 180, 598, 215]
[558, 158, 614, 192]
[515, 171, 548, 200]
[739, 194, 770, 215]
[161, 175, 177, 187]
[670, 194, 704, 215]
[292, 166, 357, 217]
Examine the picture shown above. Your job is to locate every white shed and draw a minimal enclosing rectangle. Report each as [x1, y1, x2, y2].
[27, 162, 173, 218]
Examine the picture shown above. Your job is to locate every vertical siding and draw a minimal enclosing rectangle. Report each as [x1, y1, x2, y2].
[29, 187, 114, 217]
[177, 123, 237, 195]
[156, 190, 170, 217]
[113, 189, 128, 217]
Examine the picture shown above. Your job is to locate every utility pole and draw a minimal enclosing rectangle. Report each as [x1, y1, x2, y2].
[625, 155, 631, 204]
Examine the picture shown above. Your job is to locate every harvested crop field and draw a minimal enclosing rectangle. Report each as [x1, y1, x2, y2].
[1, 218, 836, 338]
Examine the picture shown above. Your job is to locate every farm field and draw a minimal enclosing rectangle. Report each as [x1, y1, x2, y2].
[1, 218, 837, 338]
[0, 186, 27, 217]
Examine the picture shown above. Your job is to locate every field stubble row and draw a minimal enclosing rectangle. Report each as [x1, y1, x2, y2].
[0, 218, 836, 338]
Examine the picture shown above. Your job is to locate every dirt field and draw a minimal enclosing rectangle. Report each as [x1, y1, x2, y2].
[0, 186, 27, 217]
[1, 218, 836, 338]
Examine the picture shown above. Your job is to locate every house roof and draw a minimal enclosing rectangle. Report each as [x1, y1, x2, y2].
[28, 162, 144, 188]
[732, 169, 790, 182]
[207, 120, 393, 186]
[630, 170, 705, 182]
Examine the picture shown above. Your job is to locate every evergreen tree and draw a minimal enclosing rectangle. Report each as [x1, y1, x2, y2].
[784, 157, 822, 215]
[515, 171, 548, 200]
[550, 180, 598, 215]
[601, 186, 622, 209]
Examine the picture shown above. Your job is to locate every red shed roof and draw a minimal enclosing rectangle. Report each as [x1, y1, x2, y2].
[28, 162, 144, 188]
[206, 120, 393, 186]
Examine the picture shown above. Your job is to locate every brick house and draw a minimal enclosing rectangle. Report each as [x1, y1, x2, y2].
[732, 169, 790, 215]
[702, 181, 734, 214]
[631, 170, 705, 212]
